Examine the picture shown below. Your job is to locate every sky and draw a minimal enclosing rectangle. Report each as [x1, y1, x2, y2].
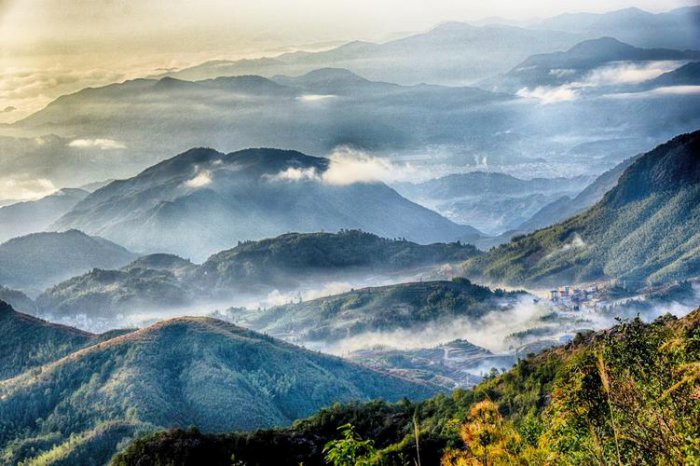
[0, 0, 696, 123]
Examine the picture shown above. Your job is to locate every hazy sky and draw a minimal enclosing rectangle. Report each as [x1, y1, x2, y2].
[0, 0, 696, 122]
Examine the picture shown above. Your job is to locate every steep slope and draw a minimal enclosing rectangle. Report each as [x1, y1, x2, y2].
[0, 230, 137, 292]
[0, 300, 93, 380]
[0, 316, 438, 464]
[233, 278, 522, 344]
[515, 154, 640, 233]
[53, 148, 481, 260]
[112, 308, 700, 466]
[0, 188, 89, 243]
[464, 131, 700, 289]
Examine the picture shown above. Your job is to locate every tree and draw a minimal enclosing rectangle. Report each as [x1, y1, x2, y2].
[324, 423, 377, 466]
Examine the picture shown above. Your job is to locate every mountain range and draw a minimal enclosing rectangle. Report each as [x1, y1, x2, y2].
[394, 172, 592, 235]
[36, 231, 480, 323]
[464, 130, 700, 289]
[485, 37, 700, 94]
[0, 301, 437, 465]
[52, 148, 482, 260]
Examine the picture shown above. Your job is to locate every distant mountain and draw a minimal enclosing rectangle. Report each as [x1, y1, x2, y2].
[231, 278, 522, 345]
[485, 37, 700, 93]
[394, 172, 592, 235]
[0, 230, 137, 293]
[0, 188, 88, 243]
[0, 287, 36, 315]
[196, 230, 480, 293]
[463, 131, 700, 289]
[0, 300, 92, 380]
[0, 314, 438, 464]
[515, 154, 640, 233]
[53, 148, 482, 260]
[165, 25, 585, 85]
[532, 6, 700, 50]
[646, 61, 700, 87]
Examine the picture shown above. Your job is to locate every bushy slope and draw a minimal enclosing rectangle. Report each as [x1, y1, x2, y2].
[464, 131, 700, 289]
[112, 307, 700, 466]
[238, 278, 520, 343]
[53, 148, 481, 260]
[0, 301, 93, 380]
[196, 230, 480, 292]
[0, 230, 137, 292]
[0, 313, 437, 465]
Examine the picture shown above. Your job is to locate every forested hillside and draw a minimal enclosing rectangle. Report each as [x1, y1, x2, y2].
[464, 131, 700, 289]
[113, 307, 700, 465]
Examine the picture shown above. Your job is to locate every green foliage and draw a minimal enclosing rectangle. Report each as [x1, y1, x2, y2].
[113, 309, 700, 466]
[323, 424, 377, 466]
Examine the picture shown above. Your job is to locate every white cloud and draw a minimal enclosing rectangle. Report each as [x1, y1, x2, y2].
[516, 85, 579, 104]
[184, 170, 213, 188]
[582, 60, 685, 86]
[0, 175, 56, 201]
[266, 147, 416, 186]
[68, 138, 126, 150]
[267, 167, 321, 182]
[297, 94, 336, 102]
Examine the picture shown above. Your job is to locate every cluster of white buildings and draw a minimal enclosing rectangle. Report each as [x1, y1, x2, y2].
[548, 285, 600, 310]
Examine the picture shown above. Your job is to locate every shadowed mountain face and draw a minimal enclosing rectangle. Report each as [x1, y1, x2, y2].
[0, 300, 93, 380]
[463, 130, 700, 289]
[0, 307, 438, 464]
[0, 230, 137, 293]
[52, 148, 482, 260]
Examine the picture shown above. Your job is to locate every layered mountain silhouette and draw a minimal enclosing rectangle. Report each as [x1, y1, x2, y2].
[486, 37, 700, 93]
[163, 25, 585, 85]
[37, 231, 480, 319]
[395, 172, 592, 235]
[53, 148, 482, 260]
[0, 302, 437, 464]
[0, 188, 88, 243]
[0, 230, 137, 292]
[464, 130, 700, 289]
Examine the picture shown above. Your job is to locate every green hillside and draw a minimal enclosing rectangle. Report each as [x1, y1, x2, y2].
[196, 230, 480, 293]
[0, 312, 437, 465]
[463, 131, 700, 290]
[236, 278, 519, 343]
[113, 307, 700, 465]
[0, 300, 93, 380]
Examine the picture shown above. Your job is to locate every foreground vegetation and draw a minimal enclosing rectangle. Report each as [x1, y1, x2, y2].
[113, 307, 700, 465]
